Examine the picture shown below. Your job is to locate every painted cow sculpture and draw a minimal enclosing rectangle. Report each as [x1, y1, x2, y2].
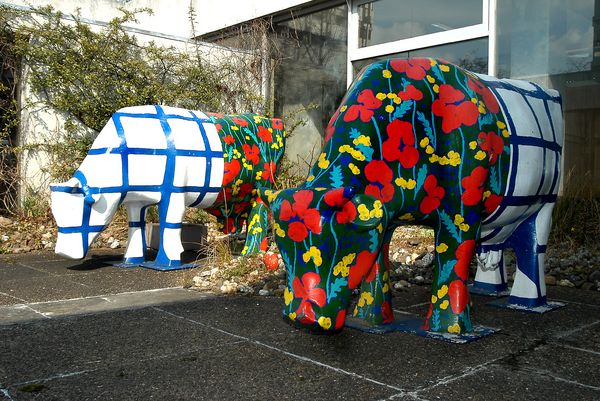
[261, 58, 562, 334]
[50, 105, 286, 269]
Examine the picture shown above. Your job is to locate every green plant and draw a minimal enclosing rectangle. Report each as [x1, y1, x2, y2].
[550, 169, 600, 249]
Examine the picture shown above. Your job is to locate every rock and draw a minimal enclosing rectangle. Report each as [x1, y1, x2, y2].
[405, 256, 412, 265]
[392, 252, 400, 262]
[426, 245, 435, 253]
[414, 252, 434, 268]
[192, 276, 203, 286]
[0, 216, 12, 226]
[1, 235, 8, 242]
[414, 275, 425, 284]
[110, 240, 120, 249]
[588, 270, 600, 283]
[545, 275, 557, 286]
[258, 289, 271, 296]
[408, 239, 421, 246]
[199, 270, 212, 278]
[581, 282, 596, 291]
[558, 279, 575, 288]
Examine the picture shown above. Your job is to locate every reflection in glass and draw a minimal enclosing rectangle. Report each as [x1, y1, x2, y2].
[353, 38, 488, 75]
[358, 0, 483, 47]
[272, 5, 348, 174]
[496, 0, 600, 195]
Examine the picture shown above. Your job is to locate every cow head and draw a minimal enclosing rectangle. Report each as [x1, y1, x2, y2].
[50, 178, 119, 259]
[261, 186, 386, 332]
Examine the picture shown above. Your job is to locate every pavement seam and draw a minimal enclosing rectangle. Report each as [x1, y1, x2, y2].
[0, 291, 28, 303]
[14, 261, 93, 289]
[510, 365, 600, 391]
[555, 343, 600, 357]
[553, 319, 600, 339]
[5, 340, 247, 394]
[153, 306, 408, 393]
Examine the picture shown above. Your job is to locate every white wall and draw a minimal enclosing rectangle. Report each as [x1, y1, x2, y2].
[2, 0, 250, 199]
[191, 0, 314, 36]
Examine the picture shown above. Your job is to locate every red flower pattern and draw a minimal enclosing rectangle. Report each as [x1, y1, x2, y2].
[323, 188, 357, 224]
[390, 59, 431, 80]
[461, 166, 488, 206]
[478, 131, 504, 164]
[468, 78, 500, 114]
[271, 118, 284, 130]
[232, 117, 249, 127]
[348, 250, 378, 289]
[398, 84, 423, 101]
[454, 239, 476, 281]
[382, 119, 419, 168]
[261, 161, 277, 183]
[223, 159, 241, 186]
[223, 135, 235, 145]
[432, 84, 480, 133]
[364, 160, 395, 203]
[257, 126, 273, 143]
[419, 175, 445, 214]
[484, 194, 503, 214]
[279, 190, 322, 242]
[242, 144, 260, 165]
[449, 279, 469, 314]
[344, 89, 382, 123]
[293, 272, 326, 323]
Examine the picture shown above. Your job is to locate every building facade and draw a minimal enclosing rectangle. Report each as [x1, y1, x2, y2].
[199, 0, 600, 195]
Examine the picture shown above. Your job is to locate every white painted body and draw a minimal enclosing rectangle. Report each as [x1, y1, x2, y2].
[51, 105, 224, 267]
[473, 75, 563, 307]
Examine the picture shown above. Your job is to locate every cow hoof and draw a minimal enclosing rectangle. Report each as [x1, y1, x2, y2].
[282, 316, 343, 336]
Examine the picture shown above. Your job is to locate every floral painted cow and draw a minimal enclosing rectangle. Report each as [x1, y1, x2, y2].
[51, 105, 285, 269]
[261, 58, 563, 334]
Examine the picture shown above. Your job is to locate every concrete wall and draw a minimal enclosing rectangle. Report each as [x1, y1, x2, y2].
[1, 0, 246, 198]
[191, 0, 314, 36]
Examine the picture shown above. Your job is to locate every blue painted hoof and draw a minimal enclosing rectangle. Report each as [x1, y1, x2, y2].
[469, 282, 511, 297]
[140, 261, 198, 271]
[345, 314, 498, 343]
[487, 297, 565, 314]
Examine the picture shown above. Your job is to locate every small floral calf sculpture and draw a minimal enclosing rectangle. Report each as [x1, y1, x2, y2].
[50, 105, 285, 269]
[261, 58, 563, 334]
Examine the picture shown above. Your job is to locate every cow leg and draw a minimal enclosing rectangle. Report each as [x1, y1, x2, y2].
[353, 231, 394, 326]
[473, 245, 509, 294]
[507, 203, 554, 307]
[425, 213, 480, 334]
[241, 199, 269, 255]
[154, 193, 186, 267]
[122, 203, 148, 265]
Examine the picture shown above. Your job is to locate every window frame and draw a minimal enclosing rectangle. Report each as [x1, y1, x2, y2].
[346, 0, 495, 86]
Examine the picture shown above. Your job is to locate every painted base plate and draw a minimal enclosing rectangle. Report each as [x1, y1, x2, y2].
[468, 284, 511, 297]
[345, 315, 498, 343]
[487, 297, 566, 314]
[107, 261, 141, 268]
[140, 261, 199, 271]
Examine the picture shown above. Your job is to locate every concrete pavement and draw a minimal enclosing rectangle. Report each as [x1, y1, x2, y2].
[0, 250, 599, 400]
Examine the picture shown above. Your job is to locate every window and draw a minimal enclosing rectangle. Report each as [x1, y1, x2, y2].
[358, 0, 483, 47]
[349, 0, 489, 82]
[496, 0, 600, 195]
[353, 37, 489, 75]
[271, 3, 348, 174]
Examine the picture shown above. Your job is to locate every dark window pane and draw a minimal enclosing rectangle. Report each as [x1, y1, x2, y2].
[359, 0, 483, 47]
[353, 38, 488, 74]
[272, 4, 348, 172]
[496, 0, 600, 196]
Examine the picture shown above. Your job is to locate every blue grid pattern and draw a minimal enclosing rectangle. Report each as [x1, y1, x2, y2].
[475, 76, 563, 242]
[55, 105, 224, 255]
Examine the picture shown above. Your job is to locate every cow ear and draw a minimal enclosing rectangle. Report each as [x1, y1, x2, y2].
[257, 187, 283, 209]
[350, 194, 385, 231]
[49, 178, 81, 194]
[322, 187, 356, 211]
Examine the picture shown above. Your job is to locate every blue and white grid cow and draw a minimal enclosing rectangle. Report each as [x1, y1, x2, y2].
[472, 75, 563, 310]
[50, 105, 284, 270]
